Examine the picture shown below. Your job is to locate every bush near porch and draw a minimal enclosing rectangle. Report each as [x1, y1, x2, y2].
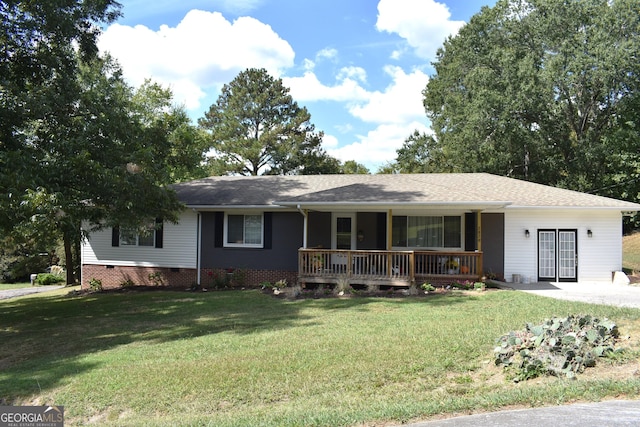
[1, 288, 640, 426]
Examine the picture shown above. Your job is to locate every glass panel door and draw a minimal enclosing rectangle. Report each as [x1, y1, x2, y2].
[538, 230, 556, 280]
[558, 230, 577, 281]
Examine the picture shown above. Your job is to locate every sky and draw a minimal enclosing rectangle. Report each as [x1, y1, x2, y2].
[98, 0, 497, 172]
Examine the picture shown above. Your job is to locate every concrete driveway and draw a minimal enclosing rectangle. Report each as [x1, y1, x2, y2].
[402, 399, 640, 427]
[0, 285, 65, 300]
[501, 280, 640, 308]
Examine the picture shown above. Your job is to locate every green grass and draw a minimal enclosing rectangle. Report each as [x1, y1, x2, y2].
[1, 289, 640, 426]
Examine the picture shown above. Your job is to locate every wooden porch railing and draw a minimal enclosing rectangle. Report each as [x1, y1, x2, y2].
[298, 249, 483, 286]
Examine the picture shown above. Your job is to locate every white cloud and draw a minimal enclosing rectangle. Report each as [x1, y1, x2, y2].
[336, 66, 367, 84]
[283, 70, 370, 102]
[376, 0, 465, 60]
[349, 66, 428, 124]
[98, 9, 294, 110]
[322, 134, 339, 149]
[327, 121, 431, 169]
[316, 48, 338, 61]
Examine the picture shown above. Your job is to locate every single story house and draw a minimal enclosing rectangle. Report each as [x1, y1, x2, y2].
[81, 173, 640, 289]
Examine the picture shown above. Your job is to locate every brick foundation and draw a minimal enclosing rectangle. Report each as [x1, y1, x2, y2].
[200, 268, 298, 289]
[82, 264, 298, 291]
[81, 265, 198, 290]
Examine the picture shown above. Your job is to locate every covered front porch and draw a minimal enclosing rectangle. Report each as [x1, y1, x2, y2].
[298, 249, 483, 287]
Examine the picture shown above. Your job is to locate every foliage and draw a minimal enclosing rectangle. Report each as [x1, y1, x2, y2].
[421, 283, 436, 292]
[206, 269, 247, 289]
[198, 68, 341, 176]
[333, 276, 353, 295]
[385, 131, 447, 174]
[340, 160, 371, 174]
[495, 315, 620, 382]
[88, 278, 102, 292]
[35, 273, 64, 286]
[1, 2, 202, 285]
[420, 0, 640, 205]
[120, 279, 135, 288]
[148, 272, 165, 287]
[0, 234, 52, 283]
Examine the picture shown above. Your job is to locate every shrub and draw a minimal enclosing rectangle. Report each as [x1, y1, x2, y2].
[89, 278, 103, 292]
[421, 283, 436, 292]
[148, 272, 165, 286]
[495, 315, 620, 382]
[120, 279, 135, 288]
[36, 273, 65, 286]
[333, 276, 352, 295]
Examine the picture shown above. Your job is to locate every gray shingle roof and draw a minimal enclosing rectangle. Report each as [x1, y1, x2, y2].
[172, 173, 640, 210]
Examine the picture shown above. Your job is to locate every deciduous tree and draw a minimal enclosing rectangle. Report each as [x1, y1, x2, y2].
[1, 1, 200, 283]
[421, 0, 640, 201]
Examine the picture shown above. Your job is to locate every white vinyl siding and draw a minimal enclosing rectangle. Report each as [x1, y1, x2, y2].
[81, 209, 198, 268]
[504, 209, 623, 283]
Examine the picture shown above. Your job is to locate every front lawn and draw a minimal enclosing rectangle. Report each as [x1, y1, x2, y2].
[1, 289, 640, 426]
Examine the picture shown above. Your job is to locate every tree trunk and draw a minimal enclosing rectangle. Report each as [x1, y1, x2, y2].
[63, 229, 75, 285]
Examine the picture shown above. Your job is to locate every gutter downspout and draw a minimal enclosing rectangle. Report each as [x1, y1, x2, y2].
[297, 204, 308, 248]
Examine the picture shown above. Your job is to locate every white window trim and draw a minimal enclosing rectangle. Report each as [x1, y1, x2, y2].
[391, 214, 464, 251]
[120, 225, 155, 247]
[223, 212, 264, 248]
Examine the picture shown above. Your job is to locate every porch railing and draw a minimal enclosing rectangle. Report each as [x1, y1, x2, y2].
[298, 249, 483, 286]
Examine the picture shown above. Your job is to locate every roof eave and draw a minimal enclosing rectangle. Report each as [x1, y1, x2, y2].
[507, 205, 640, 211]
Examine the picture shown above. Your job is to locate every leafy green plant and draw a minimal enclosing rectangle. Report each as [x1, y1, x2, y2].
[474, 282, 486, 291]
[421, 283, 436, 292]
[451, 280, 473, 290]
[495, 315, 620, 382]
[35, 273, 65, 286]
[260, 281, 273, 289]
[88, 278, 102, 292]
[274, 279, 287, 289]
[148, 272, 165, 286]
[120, 279, 135, 288]
[229, 268, 247, 287]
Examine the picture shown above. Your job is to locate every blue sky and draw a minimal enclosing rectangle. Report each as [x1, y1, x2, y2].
[98, 0, 497, 171]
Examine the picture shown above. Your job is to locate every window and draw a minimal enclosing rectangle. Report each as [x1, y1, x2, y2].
[225, 214, 263, 247]
[112, 219, 163, 248]
[392, 215, 461, 248]
[120, 224, 155, 247]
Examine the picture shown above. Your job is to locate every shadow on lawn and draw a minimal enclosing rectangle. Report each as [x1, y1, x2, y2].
[0, 288, 477, 402]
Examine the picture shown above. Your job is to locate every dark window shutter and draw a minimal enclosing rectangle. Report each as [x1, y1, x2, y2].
[214, 212, 224, 248]
[155, 218, 164, 248]
[112, 226, 120, 247]
[263, 212, 272, 249]
[465, 212, 477, 251]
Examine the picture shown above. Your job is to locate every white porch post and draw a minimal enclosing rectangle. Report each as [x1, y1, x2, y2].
[298, 205, 308, 248]
[387, 209, 393, 250]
